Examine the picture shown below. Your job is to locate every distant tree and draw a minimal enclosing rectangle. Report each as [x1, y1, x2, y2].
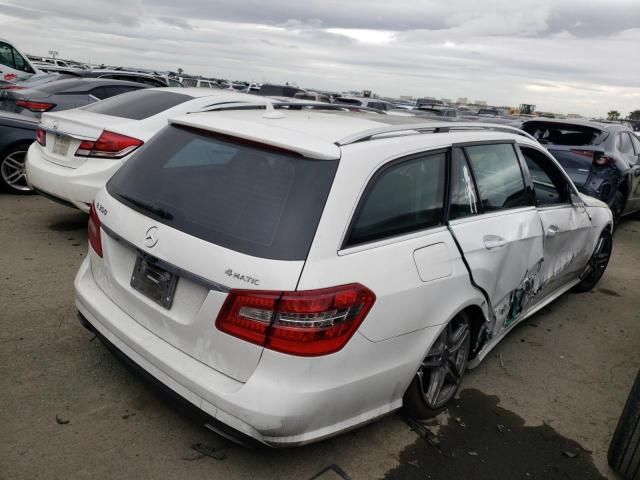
[607, 110, 621, 121]
[177, 68, 183, 75]
[629, 110, 640, 121]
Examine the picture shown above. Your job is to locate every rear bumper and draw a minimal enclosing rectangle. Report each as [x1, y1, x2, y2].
[76, 311, 263, 447]
[25, 143, 122, 212]
[75, 256, 427, 446]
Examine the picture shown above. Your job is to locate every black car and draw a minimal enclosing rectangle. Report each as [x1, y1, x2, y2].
[0, 78, 149, 118]
[256, 84, 305, 97]
[0, 111, 37, 194]
[523, 119, 640, 224]
[69, 69, 168, 88]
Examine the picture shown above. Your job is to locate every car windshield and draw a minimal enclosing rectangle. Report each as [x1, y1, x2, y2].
[107, 125, 339, 260]
[522, 121, 607, 146]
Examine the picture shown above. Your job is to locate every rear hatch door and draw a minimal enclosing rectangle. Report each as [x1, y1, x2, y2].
[522, 120, 607, 187]
[92, 124, 339, 381]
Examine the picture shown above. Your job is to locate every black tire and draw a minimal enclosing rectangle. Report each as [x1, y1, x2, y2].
[572, 228, 613, 293]
[608, 369, 640, 480]
[403, 312, 471, 419]
[0, 143, 34, 195]
[610, 190, 624, 231]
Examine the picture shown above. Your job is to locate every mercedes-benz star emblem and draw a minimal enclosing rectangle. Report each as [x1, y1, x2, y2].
[144, 226, 159, 248]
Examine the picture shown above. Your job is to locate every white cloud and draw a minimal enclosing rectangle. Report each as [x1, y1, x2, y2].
[1, 0, 639, 117]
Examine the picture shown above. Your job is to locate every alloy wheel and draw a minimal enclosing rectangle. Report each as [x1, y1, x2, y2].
[1, 150, 31, 192]
[416, 316, 471, 409]
[581, 232, 613, 286]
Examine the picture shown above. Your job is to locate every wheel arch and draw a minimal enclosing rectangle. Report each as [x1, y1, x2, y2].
[461, 304, 489, 359]
[0, 138, 34, 159]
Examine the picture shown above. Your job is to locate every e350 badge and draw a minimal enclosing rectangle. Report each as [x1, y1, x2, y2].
[225, 269, 260, 286]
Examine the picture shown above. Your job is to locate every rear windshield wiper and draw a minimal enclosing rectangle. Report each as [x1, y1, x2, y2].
[117, 193, 173, 220]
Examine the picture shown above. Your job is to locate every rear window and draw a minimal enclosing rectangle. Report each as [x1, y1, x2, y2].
[522, 121, 607, 146]
[36, 79, 90, 93]
[258, 85, 303, 97]
[81, 90, 191, 120]
[335, 98, 362, 106]
[107, 126, 338, 260]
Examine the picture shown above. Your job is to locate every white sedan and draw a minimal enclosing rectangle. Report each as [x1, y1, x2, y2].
[75, 108, 613, 446]
[25, 89, 273, 212]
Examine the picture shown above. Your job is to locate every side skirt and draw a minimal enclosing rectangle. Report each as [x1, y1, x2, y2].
[467, 277, 581, 369]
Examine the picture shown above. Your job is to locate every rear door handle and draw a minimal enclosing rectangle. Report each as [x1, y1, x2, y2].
[546, 225, 560, 237]
[483, 235, 507, 250]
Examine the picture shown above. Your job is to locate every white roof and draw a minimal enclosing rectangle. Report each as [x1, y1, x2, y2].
[169, 109, 533, 160]
[148, 87, 261, 100]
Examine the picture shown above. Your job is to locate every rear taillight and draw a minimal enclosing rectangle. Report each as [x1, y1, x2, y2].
[75, 131, 143, 159]
[88, 202, 103, 257]
[15, 100, 56, 112]
[570, 149, 595, 159]
[1, 85, 25, 90]
[36, 128, 46, 146]
[216, 284, 376, 356]
[593, 154, 616, 167]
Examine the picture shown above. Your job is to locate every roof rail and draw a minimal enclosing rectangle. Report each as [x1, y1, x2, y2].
[336, 122, 537, 145]
[196, 102, 384, 114]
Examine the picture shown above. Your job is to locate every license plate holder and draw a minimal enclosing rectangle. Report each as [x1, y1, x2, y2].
[130, 254, 178, 309]
[52, 135, 70, 156]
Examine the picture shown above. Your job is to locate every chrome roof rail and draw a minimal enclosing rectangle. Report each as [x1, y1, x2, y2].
[336, 122, 537, 145]
[195, 102, 383, 114]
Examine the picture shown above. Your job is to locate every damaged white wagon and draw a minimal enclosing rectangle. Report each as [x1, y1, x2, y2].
[74, 107, 613, 446]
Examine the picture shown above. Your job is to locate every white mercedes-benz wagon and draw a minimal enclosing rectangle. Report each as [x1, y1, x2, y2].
[74, 106, 613, 446]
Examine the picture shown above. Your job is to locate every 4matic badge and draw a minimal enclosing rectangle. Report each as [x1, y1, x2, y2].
[225, 269, 260, 286]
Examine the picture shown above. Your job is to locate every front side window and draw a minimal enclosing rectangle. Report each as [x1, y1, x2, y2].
[347, 152, 446, 246]
[520, 146, 570, 206]
[617, 133, 633, 155]
[465, 143, 529, 212]
[630, 133, 640, 156]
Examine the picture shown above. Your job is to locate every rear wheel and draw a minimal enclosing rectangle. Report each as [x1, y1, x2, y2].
[0, 144, 33, 195]
[573, 229, 613, 293]
[403, 312, 471, 418]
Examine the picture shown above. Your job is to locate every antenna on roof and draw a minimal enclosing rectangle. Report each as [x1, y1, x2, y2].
[263, 101, 286, 119]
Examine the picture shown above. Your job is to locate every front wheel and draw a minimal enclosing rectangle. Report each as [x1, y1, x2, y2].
[573, 229, 613, 293]
[403, 312, 471, 419]
[0, 144, 33, 195]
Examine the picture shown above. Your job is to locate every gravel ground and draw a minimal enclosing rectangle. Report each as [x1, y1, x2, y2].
[1, 193, 638, 480]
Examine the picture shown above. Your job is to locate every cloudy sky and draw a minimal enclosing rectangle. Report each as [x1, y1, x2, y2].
[2, 0, 639, 116]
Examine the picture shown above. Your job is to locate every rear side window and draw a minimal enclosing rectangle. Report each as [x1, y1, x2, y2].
[82, 89, 190, 119]
[107, 126, 338, 261]
[347, 152, 446, 246]
[182, 78, 197, 87]
[465, 144, 529, 212]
